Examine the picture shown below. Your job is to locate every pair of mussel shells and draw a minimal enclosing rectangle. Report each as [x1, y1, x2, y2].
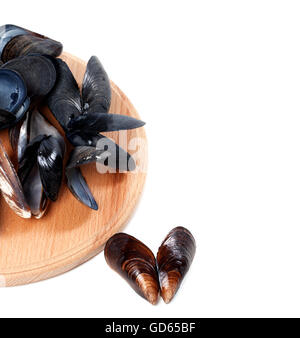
[0, 24, 145, 218]
[105, 227, 196, 305]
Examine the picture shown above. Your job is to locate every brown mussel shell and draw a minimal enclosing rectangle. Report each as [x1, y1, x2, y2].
[1, 34, 62, 63]
[105, 233, 160, 305]
[157, 227, 196, 303]
[0, 138, 31, 218]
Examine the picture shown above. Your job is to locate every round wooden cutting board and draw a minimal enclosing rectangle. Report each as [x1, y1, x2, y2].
[0, 52, 147, 287]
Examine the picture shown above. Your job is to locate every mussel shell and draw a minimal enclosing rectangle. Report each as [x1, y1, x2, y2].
[17, 110, 65, 214]
[105, 233, 160, 305]
[0, 69, 27, 113]
[157, 227, 196, 303]
[47, 58, 82, 130]
[18, 134, 48, 183]
[0, 138, 31, 218]
[17, 135, 48, 218]
[9, 110, 29, 162]
[65, 167, 98, 210]
[22, 161, 48, 218]
[1, 96, 30, 132]
[82, 56, 111, 114]
[0, 69, 29, 130]
[66, 146, 107, 169]
[2, 55, 57, 97]
[65, 140, 134, 209]
[37, 136, 64, 201]
[16, 109, 65, 167]
[66, 130, 104, 147]
[16, 111, 30, 162]
[29, 110, 64, 148]
[67, 112, 145, 133]
[9, 122, 21, 154]
[66, 131, 136, 171]
[19, 111, 65, 199]
[1, 34, 62, 63]
[0, 25, 28, 60]
[65, 144, 107, 210]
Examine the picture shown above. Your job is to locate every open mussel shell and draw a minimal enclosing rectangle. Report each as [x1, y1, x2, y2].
[16, 110, 65, 216]
[157, 227, 196, 304]
[18, 140, 50, 218]
[33, 112, 65, 201]
[0, 138, 31, 218]
[0, 68, 29, 130]
[1, 55, 57, 98]
[0, 24, 62, 63]
[105, 233, 160, 305]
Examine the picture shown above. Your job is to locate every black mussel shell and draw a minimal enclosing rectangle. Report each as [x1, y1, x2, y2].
[1, 26, 62, 63]
[0, 69, 28, 130]
[1, 55, 57, 97]
[66, 130, 103, 147]
[67, 111, 145, 133]
[65, 167, 98, 210]
[47, 58, 82, 130]
[0, 138, 31, 218]
[82, 56, 111, 114]
[47, 55, 145, 138]
[65, 134, 135, 209]
[157, 227, 196, 303]
[17, 110, 65, 216]
[105, 233, 160, 305]
[0, 69, 27, 113]
[37, 135, 64, 201]
[66, 131, 136, 171]
[66, 146, 108, 169]
[18, 134, 48, 184]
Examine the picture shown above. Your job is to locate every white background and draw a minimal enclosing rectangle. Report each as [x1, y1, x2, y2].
[1, 0, 300, 317]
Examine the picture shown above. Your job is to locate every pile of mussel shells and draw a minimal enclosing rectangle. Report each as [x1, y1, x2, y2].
[0, 24, 145, 218]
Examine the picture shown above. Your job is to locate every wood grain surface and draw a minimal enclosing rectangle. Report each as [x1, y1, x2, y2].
[0, 52, 147, 287]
